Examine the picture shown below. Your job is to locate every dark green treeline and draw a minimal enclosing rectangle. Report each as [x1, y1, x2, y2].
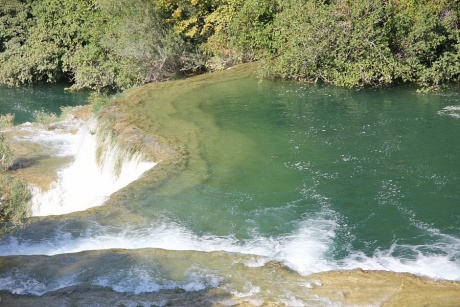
[1, 0, 459, 91]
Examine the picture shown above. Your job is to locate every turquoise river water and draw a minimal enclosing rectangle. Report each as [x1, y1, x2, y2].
[0, 83, 88, 123]
[0, 68, 459, 305]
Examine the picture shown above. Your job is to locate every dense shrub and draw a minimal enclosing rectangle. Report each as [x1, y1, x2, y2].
[0, 175, 31, 238]
[0, 0, 200, 91]
[260, 0, 460, 90]
[0, 135, 31, 238]
[1, 0, 459, 90]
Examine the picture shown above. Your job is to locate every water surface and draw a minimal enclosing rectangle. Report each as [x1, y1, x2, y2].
[0, 65, 459, 305]
[0, 83, 88, 123]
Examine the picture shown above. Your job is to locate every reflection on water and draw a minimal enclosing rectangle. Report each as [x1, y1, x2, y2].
[0, 64, 460, 305]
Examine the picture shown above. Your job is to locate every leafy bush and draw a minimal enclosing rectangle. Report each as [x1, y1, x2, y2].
[1, 0, 459, 90]
[0, 135, 30, 238]
[261, 0, 460, 90]
[0, 175, 31, 238]
[0, 0, 201, 91]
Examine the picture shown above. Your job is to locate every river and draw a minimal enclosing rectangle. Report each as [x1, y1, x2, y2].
[0, 83, 88, 124]
[0, 64, 459, 306]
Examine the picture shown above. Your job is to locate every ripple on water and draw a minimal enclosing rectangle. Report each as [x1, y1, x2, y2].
[438, 105, 460, 119]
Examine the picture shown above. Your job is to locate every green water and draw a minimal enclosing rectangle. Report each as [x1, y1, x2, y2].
[0, 83, 88, 123]
[129, 75, 460, 260]
[0, 66, 459, 304]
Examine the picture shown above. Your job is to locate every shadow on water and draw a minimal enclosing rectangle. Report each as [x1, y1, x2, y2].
[9, 156, 44, 171]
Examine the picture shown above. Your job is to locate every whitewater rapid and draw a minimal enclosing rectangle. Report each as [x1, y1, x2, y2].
[14, 117, 155, 216]
[1, 207, 459, 281]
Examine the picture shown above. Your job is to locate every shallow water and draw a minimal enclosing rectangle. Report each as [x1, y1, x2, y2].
[0, 65, 459, 305]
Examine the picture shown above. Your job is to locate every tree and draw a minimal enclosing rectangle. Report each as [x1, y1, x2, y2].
[1, 0, 459, 90]
[70, 0, 197, 91]
[0, 0, 200, 91]
[0, 134, 31, 238]
[259, 0, 460, 90]
[0, 0, 102, 86]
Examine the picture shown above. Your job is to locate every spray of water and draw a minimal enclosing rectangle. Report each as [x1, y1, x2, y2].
[28, 118, 155, 216]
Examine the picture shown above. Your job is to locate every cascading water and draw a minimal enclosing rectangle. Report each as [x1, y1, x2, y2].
[20, 117, 156, 216]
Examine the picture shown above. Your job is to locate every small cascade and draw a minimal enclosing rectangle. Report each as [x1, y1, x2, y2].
[30, 118, 156, 216]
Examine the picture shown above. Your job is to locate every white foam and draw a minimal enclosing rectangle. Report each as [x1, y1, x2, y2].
[2, 209, 459, 281]
[0, 214, 338, 271]
[0, 216, 459, 300]
[93, 267, 222, 295]
[14, 120, 83, 157]
[0, 275, 47, 295]
[340, 240, 460, 280]
[438, 105, 460, 119]
[30, 121, 155, 216]
[1, 192, 459, 285]
[275, 218, 337, 274]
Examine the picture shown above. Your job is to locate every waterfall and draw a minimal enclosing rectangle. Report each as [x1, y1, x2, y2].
[30, 118, 156, 216]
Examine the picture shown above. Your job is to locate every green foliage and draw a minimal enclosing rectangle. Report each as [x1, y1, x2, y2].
[0, 134, 30, 238]
[226, 0, 277, 61]
[99, 0, 197, 86]
[0, 175, 31, 238]
[0, 0, 101, 86]
[0, 0, 31, 52]
[387, 0, 460, 90]
[0, 0, 33, 85]
[263, 0, 395, 87]
[156, 0, 219, 44]
[156, 0, 234, 69]
[89, 92, 112, 113]
[0, 0, 200, 91]
[0, 134, 14, 172]
[0, 0, 459, 90]
[200, 2, 238, 69]
[261, 0, 460, 90]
